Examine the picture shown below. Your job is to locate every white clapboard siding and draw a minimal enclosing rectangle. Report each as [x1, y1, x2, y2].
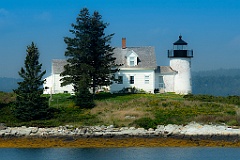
[110, 69, 155, 93]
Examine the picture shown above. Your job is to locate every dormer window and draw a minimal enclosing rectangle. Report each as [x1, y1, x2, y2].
[126, 50, 138, 66]
[130, 57, 135, 66]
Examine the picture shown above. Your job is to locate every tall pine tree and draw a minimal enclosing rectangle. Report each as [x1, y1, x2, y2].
[14, 42, 50, 121]
[61, 8, 119, 107]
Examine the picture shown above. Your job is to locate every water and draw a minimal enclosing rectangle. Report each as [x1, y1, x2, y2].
[0, 147, 240, 160]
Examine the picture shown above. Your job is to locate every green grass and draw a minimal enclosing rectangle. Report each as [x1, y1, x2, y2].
[1, 92, 240, 128]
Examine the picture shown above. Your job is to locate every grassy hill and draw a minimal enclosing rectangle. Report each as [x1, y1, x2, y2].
[1, 92, 240, 129]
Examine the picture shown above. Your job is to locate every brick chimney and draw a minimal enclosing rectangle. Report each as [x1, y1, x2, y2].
[122, 38, 126, 49]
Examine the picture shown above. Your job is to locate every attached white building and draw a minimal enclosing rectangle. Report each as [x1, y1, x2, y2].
[44, 60, 74, 94]
[43, 36, 193, 95]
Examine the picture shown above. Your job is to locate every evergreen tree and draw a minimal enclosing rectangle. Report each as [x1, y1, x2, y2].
[61, 8, 119, 107]
[75, 74, 95, 109]
[14, 42, 50, 121]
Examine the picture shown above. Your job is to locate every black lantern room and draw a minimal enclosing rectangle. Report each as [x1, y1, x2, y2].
[168, 35, 193, 58]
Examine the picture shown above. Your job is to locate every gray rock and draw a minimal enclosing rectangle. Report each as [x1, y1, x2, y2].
[0, 123, 6, 130]
[1, 122, 240, 138]
[120, 127, 129, 131]
[107, 125, 114, 129]
[148, 128, 154, 131]
[164, 124, 181, 135]
[0, 130, 6, 136]
[79, 128, 88, 135]
[29, 127, 38, 134]
[18, 128, 32, 136]
[157, 125, 165, 129]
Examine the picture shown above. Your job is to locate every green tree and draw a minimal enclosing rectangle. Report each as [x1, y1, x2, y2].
[75, 74, 95, 109]
[14, 42, 50, 121]
[61, 8, 118, 107]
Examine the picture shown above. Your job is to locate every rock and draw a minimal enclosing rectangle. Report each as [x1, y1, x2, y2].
[137, 128, 146, 131]
[1, 122, 240, 139]
[0, 130, 6, 136]
[0, 123, 6, 130]
[65, 125, 74, 129]
[107, 125, 114, 129]
[9, 127, 32, 136]
[79, 128, 88, 135]
[148, 128, 154, 131]
[156, 125, 164, 130]
[164, 124, 181, 135]
[93, 132, 103, 137]
[120, 127, 129, 131]
[125, 116, 136, 119]
[93, 126, 102, 132]
[29, 127, 38, 134]
[100, 125, 106, 129]
[155, 125, 164, 134]
[18, 128, 32, 136]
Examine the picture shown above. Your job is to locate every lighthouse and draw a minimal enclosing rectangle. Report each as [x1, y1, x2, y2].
[168, 35, 193, 94]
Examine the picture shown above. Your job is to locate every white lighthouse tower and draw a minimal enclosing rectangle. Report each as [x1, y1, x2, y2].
[168, 35, 193, 94]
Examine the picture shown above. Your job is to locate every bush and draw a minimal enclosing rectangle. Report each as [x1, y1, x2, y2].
[131, 117, 157, 129]
[184, 94, 240, 105]
[118, 87, 146, 94]
[0, 92, 16, 107]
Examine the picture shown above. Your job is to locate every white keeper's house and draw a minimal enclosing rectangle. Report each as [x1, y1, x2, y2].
[43, 35, 193, 95]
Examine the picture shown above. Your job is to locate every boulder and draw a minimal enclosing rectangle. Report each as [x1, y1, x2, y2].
[0, 123, 6, 130]
[164, 124, 181, 135]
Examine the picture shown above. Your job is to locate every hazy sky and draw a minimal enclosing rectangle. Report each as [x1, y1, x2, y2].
[1, 0, 240, 78]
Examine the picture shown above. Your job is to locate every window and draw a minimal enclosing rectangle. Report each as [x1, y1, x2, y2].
[159, 76, 164, 88]
[118, 76, 123, 84]
[130, 76, 134, 84]
[130, 57, 134, 66]
[145, 76, 149, 84]
[126, 50, 138, 66]
[159, 83, 164, 88]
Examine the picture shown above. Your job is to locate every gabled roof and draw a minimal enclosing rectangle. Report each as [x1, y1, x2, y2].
[52, 46, 157, 74]
[155, 66, 177, 74]
[113, 46, 156, 69]
[52, 59, 68, 74]
[125, 50, 138, 57]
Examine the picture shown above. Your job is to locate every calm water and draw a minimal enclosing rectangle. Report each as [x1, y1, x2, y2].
[0, 148, 240, 160]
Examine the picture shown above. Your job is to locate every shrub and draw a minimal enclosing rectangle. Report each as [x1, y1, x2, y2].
[0, 92, 16, 107]
[131, 117, 157, 129]
[118, 87, 146, 94]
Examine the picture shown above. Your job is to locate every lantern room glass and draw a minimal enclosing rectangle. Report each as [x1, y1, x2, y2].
[174, 44, 187, 50]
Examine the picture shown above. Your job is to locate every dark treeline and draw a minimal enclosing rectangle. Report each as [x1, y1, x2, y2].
[192, 68, 240, 96]
[0, 78, 20, 92]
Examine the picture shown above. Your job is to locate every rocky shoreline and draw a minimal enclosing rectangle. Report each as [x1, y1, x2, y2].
[1, 122, 240, 141]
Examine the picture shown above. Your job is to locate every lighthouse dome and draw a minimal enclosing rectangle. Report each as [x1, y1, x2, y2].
[168, 35, 193, 58]
[173, 35, 188, 45]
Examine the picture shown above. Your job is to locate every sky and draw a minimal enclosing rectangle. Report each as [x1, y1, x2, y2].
[1, 0, 240, 78]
